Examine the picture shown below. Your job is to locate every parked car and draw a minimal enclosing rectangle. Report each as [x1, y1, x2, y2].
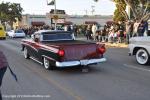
[7, 29, 25, 38]
[0, 25, 6, 39]
[21, 30, 107, 70]
[129, 36, 150, 65]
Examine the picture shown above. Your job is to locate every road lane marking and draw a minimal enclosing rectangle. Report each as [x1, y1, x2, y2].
[123, 64, 150, 72]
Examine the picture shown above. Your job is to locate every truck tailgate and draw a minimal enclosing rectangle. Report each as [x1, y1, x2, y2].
[62, 43, 99, 61]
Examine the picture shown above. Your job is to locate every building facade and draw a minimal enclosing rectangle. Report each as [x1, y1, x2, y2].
[18, 13, 113, 28]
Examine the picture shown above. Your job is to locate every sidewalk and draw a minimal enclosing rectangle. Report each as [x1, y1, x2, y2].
[76, 36, 128, 48]
[104, 42, 128, 48]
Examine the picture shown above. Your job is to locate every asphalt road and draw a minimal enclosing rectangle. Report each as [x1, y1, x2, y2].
[0, 38, 150, 100]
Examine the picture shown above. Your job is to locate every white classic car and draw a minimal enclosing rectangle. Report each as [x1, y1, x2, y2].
[7, 29, 26, 38]
[129, 36, 150, 65]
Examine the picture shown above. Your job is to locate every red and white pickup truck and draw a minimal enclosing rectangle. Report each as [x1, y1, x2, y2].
[21, 30, 106, 70]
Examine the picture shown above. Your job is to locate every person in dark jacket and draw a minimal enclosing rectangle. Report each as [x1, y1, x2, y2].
[138, 20, 145, 36]
[118, 21, 125, 43]
[85, 25, 92, 40]
[0, 50, 8, 100]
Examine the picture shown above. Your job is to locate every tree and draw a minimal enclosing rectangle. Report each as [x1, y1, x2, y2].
[0, 2, 23, 27]
[113, 0, 128, 22]
[113, 8, 126, 21]
[94, 0, 150, 21]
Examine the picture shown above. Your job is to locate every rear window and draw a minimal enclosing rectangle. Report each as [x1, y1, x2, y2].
[42, 33, 73, 41]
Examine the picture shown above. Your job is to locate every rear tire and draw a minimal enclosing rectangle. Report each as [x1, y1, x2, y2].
[43, 57, 55, 70]
[136, 49, 150, 65]
[24, 47, 30, 59]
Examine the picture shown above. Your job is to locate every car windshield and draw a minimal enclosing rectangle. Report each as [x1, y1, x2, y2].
[15, 30, 24, 33]
[42, 32, 73, 41]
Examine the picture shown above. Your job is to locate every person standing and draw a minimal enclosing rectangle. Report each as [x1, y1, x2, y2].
[118, 21, 125, 43]
[143, 20, 148, 36]
[92, 24, 98, 41]
[73, 24, 78, 36]
[137, 20, 145, 36]
[64, 25, 68, 31]
[125, 20, 132, 44]
[85, 25, 92, 40]
[132, 19, 140, 37]
[101, 26, 107, 42]
[0, 50, 8, 100]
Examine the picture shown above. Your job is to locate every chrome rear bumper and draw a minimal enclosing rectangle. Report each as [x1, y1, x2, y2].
[56, 58, 107, 67]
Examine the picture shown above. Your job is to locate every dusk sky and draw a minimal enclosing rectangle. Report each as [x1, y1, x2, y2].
[2, 0, 116, 15]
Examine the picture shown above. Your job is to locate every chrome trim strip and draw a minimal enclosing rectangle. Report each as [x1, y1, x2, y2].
[86, 58, 107, 65]
[22, 42, 38, 52]
[42, 55, 56, 61]
[56, 61, 80, 67]
[30, 57, 43, 65]
[39, 44, 58, 53]
[56, 58, 107, 67]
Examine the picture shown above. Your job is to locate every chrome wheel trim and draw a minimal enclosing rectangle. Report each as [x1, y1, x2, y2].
[44, 57, 50, 69]
[136, 49, 149, 65]
[24, 48, 28, 59]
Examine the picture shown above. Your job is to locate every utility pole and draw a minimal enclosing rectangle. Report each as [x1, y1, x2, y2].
[54, 0, 57, 30]
[91, 5, 95, 15]
[85, 10, 88, 16]
[47, 0, 58, 30]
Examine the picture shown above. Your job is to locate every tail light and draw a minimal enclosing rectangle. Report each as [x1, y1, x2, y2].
[98, 46, 106, 54]
[58, 50, 65, 57]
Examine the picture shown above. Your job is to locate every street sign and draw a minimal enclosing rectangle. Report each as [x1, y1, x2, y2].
[51, 18, 65, 24]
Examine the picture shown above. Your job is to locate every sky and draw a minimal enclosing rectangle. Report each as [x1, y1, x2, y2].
[1, 0, 116, 15]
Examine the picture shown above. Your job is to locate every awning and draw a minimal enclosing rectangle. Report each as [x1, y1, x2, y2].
[64, 21, 73, 25]
[31, 22, 45, 26]
[85, 21, 97, 25]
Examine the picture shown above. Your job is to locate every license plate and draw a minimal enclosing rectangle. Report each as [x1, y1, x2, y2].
[80, 60, 88, 65]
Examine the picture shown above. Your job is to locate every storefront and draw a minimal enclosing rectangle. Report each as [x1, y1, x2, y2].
[85, 21, 97, 25]
[31, 22, 45, 26]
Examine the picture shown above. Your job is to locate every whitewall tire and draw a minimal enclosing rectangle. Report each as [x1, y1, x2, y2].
[43, 57, 55, 70]
[136, 49, 149, 65]
[24, 47, 30, 59]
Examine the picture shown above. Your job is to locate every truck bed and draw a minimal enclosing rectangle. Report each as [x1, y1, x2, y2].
[42, 40, 102, 61]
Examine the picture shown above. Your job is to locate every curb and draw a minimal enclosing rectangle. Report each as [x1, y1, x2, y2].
[104, 43, 128, 48]
[76, 37, 128, 48]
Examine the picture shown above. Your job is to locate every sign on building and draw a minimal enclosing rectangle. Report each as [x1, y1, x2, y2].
[51, 18, 65, 24]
